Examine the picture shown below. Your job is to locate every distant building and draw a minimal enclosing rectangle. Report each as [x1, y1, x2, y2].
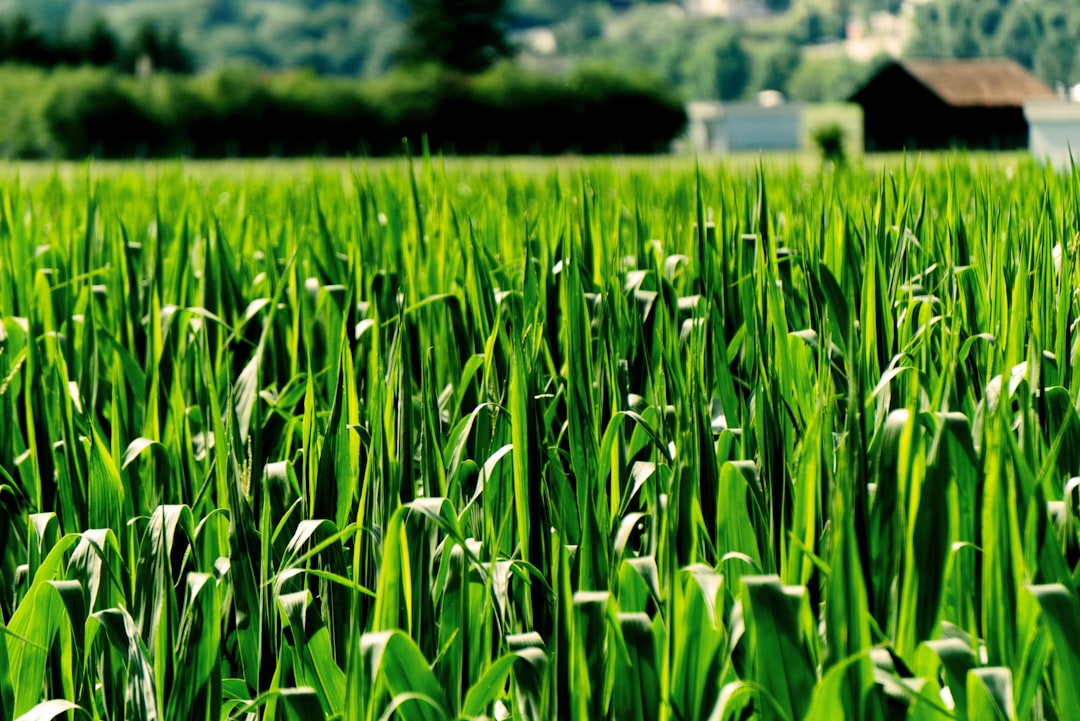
[839, 12, 908, 61]
[1024, 97, 1080, 169]
[850, 59, 1055, 151]
[518, 27, 557, 55]
[683, 0, 766, 19]
[683, 93, 803, 153]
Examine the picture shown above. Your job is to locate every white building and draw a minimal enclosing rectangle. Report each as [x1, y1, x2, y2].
[1024, 96, 1080, 170]
[683, 0, 766, 19]
[682, 94, 803, 154]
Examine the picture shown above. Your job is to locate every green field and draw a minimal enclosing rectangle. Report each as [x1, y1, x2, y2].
[2, 155, 1080, 720]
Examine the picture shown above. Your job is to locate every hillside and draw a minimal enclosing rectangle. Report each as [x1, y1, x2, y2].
[0, 0, 409, 74]
[0, 0, 853, 76]
[1, 0, 1076, 102]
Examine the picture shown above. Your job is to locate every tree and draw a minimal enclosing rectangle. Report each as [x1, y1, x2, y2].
[996, 5, 1039, 69]
[593, 5, 696, 88]
[79, 18, 120, 68]
[762, 0, 792, 13]
[681, 25, 750, 100]
[202, 0, 242, 26]
[787, 55, 879, 102]
[1033, 11, 1077, 87]
[951, 17, 983, 59]
[906, 4, 947, 58]
[0, 14, 42, 64]
[751, 39, 801, 94]
[125, 22, 194, 74]
[12, 0, 69, 35]
[397, 0, 513, 74]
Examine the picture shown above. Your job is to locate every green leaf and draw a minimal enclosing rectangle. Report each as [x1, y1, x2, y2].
[740, 576, 817, 721]
[918, 637, 976, 720]
[14, 699, 85, 721]
[87, 607, 161, 721]
[966, 667, 1014, 721]
[1028, 584, 1080, 713]
[6, 536, 79, 717]
[168, 572, 222, 721]
[360, 630, 450, 721]
[611, 613, 660, 721]
[86, 426, 125, 537]
[460, 654, 518, 718]
[276, 590, 346, 717]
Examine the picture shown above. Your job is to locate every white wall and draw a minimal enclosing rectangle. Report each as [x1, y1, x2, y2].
[1029, 122, 1080, 169]
[1024, 101, 1080, 170]
[721, 110, 802, 152]
[683, 104, 803, 153]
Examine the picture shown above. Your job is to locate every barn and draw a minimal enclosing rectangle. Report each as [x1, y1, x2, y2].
[850, 59, 1055, 152]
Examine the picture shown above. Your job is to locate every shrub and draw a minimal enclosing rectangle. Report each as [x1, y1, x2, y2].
[0, 63, 687, 159]
[0, 65, 51, 157]
[568, 64, 686, 154]
[812, 122, 847, 165]
[42, 69, 162, 157]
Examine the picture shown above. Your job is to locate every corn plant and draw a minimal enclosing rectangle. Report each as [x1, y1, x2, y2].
[3, 156, 1080, 720]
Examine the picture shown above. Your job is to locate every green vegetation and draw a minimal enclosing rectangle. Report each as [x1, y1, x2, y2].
[0, 11, 192, 73]
[0, 63, 685, 158]
[802, 102, 862, 158]
[0, 1, 690, 160]
[811, 121, 846, 164]
[908, 1, 1080, 86]
[0, 1, 886, 102]
[4, 155, 1080, 719]
[13, 0, 1079, 105]
[397, 0, 513, 73]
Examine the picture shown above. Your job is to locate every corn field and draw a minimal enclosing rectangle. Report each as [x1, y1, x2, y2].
[3, 157, 1080, 720]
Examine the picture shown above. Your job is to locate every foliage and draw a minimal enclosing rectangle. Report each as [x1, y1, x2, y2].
[786, 54, 884, 103]
[681, 25, 751, 100]
[41, 67, 160, 156]
[0, 0, 842, 98]
[0, 63, 685, 158]
[750, 38, 801, 94]
[0, 12, 190, 73]
[123, 19, 192, 73]
[5, 153, 1080, 719]
[583, 7, 757, 101]
[0, 65, 51, 156]
[397, 0, 514, 74]
[908, 0, 1080, 86]
[811, 121, 846, 164]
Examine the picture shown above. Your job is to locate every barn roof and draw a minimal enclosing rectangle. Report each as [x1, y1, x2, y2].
[854, 59, 1055, 108]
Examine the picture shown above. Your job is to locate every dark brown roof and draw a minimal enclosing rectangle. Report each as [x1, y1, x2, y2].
[899, 59, 1054, 107]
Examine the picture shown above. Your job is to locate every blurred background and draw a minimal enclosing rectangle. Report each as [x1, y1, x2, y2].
[0, 0, 1074, 159]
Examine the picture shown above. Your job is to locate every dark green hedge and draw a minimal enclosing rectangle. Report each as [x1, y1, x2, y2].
[0, 63, 686, 159]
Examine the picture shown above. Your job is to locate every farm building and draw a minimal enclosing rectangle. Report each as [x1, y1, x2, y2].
[683, 94, 803, 154]
[850, 59, 1055, 152]
[683, 0, 767, 19]
[1024, 97, 1080, 169]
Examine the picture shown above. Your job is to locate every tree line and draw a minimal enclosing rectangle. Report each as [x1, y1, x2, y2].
[0, 1, 512, 77]
[0, 1, 694, 159]
[0, 13, 192, 73]
[909, 0, 1080, 87]
[0, 62, 685, 159]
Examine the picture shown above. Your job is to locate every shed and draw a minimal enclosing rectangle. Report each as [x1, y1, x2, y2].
[850, 59, 1055, 152]
[1024, 99, 1080, 169]
[684, 95, 803, 153]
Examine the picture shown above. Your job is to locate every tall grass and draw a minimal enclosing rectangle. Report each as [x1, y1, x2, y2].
[2, 155, 1080, 720]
